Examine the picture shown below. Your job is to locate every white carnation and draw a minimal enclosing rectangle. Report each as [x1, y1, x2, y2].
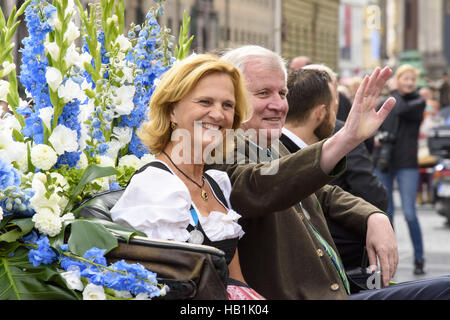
[30, 144, 57, 170]
[1, 61, 15, 77]
[46, 67, 63, 92]
[83, 283, 106, 300]
[32, 208, 62, 237]
[49, 124, 78, 155]
[118, 154, 142, 170]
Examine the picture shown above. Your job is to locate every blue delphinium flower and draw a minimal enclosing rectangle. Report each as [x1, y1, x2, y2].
[0, 157, 21, 189]
[28, 235, 58, 267]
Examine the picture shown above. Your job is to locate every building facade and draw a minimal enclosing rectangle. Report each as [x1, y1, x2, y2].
[282, 0, 340, 71]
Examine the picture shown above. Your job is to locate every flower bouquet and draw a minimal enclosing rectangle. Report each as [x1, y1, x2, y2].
[0, 0, 193, 300]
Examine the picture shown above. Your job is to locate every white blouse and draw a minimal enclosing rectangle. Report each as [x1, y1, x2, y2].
[110, 160, 245, 243]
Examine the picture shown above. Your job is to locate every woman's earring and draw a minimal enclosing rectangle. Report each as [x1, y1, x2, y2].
[170, 122, 176, 130]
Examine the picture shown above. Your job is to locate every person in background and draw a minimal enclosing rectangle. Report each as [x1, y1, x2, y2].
[281, 66, 388, 273]
[110, 54, 265, 300]
[373, 64, 426, 275]
[416, 87, 440, 205]
[439, 72, 450, 109]
[289, 55, 311, 71]
[216, 45, 450, 300]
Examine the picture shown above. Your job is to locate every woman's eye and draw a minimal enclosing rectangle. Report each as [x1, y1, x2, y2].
[223, 102, 234, 109]
[199, 100, 211, 105]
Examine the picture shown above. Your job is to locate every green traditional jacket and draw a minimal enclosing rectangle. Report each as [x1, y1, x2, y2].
[208, 135, 385, 300]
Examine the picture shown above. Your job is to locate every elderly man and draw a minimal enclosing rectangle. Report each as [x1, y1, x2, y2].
[212, 45, 450, 300]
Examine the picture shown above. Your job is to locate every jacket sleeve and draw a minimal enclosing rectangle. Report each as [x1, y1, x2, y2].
[208, 139, 346, 219]
[315, 184, 386, 238]
[331, 139, 389, 211]
[392, 92, 426, 121]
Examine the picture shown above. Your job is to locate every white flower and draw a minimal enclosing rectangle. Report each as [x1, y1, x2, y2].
[140, 153, 156, 165]
[44, 41, 60, 61]
[82, 283, 106, 300]
[46, 67, 63, 92]
[113, 85, 136, 116]
[0, 80, 10, 101]
[30, 191, 62, 217]
[113, 290, 132, 299]
[0, 131, 26, 164]
[46, 9, 60, 30]
[30, 144, 57, 170]
[38, 107, 53, 129]
[31, 172, 47, 195]
[32, 208, 62, 237]
[114, 34, 132, 52]
[77, 152, 88, 169]
[57, 78, 83, 103]
[97, 155, 115, 168]
[105, 139, 122, 159]
[49, 124, 78, 155]
[77, 52, 93, 70]
[134, 292, 151, 300]
[64, 43, 79, 69]
[64, 21, 80, 44]
[118, 155, 142, 170]
[0, 206, 3, 223]
[112, 126, 132, 147]
[1, 61, 15, 77]
[61, 269, 83, 291]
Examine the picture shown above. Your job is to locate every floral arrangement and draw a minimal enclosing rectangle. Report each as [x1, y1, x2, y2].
[0, 0, 192, 300]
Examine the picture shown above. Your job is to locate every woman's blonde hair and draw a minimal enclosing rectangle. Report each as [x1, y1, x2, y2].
[394, 64, 419, 80]
[138, 54, 251, 154]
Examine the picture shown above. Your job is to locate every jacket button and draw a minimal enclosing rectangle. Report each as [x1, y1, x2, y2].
[330, 283, 340, 291]
[316, 249, 324, 257]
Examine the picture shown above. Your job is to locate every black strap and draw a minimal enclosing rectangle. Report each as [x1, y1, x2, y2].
[129, 161, 229, 209]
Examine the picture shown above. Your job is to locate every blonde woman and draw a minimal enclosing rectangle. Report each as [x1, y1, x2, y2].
[110, 54, 264, 299]
[373, 64, 426, 275]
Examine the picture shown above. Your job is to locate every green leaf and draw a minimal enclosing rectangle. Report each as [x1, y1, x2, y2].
[9, 218, 34, 235]
[65, 164, 118, 212]
[84, 217, 146, 242]
[0, 218, 34, 243]
[0, 230, 21, 243]
[0, 247, 80, 300]
[11, 128, 24, 142]
[67, 220, 118, 256]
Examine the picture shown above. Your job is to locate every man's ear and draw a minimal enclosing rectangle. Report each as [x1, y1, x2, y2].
[314, 104, 327, 123]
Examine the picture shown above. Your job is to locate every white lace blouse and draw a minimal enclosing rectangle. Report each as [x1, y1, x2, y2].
[110, 160, 245, 242]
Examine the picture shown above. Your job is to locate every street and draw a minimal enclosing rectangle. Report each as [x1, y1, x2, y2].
[392, 190, 450, 283]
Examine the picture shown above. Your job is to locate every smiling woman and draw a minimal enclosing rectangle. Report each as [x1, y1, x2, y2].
[110, 54, 265, 300]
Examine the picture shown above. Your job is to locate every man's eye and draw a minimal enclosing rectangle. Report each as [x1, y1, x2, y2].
[279, 91, 287, 98]
[256, 91, 268, 97]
